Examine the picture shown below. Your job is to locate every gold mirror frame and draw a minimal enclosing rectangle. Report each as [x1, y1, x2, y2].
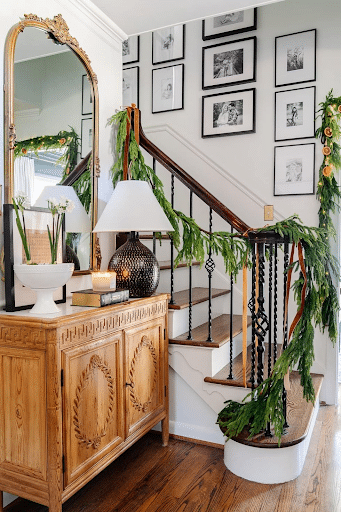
[4, 13, 99, 272]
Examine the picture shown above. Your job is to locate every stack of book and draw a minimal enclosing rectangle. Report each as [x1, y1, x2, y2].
[71, 288, 129, 307]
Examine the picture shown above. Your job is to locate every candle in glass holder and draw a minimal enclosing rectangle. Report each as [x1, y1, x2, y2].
[91, 271, 116, 292]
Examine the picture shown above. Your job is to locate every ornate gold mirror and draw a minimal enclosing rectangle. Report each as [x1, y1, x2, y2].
[4, 14, 99, 272]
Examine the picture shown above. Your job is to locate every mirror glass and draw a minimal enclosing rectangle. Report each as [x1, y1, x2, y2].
[6, 19, 97, 272]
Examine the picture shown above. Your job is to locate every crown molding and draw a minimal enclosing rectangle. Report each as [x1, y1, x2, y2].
[56, 0, 127, 50]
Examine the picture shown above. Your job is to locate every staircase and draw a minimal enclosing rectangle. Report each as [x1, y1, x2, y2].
[133, 107, 323, 483]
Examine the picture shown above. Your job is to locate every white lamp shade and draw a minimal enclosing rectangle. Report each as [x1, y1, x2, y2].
[34, 185, 91, 233]
[93, 180, 173, 233]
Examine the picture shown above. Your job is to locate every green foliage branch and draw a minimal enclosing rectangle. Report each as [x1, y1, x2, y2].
[109, 109, 339, 445]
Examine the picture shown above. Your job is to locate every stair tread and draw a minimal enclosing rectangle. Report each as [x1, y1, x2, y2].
[159, 260, 200, 270]
[205, 341, 280, 387]
[169, 313, 251, 348]
[229, 371, 323, 448]
[168, 287, 230, 311]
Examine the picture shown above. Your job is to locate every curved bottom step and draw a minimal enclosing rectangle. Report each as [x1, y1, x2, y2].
[224, 372, 323, 483]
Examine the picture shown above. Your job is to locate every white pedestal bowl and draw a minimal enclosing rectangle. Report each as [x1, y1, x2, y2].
[14, 263, 74, 315]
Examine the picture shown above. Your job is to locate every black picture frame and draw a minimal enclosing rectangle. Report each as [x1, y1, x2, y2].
[81, 74, 93, 115]
[123, 66, 139, 108]
[4, 204, 66, 312]
[275, 29, 316, 87]
[202, 36, 256, 90]
[275, 86, 316, 142]
[122, 35, 140, 65]
[202, 8, 257, 40]
[152, 24, 185, 65]
[152, 64, 184, 114]
[274, 143, 315, 196]
[202, 88, 256, 138]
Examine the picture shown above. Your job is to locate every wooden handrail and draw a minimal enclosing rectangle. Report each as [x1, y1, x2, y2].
[138, 120, 250, 234]
[60, 151, 91, 186]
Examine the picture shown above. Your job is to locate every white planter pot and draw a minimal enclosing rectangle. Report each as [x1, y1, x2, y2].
[14, 263, 74, 315]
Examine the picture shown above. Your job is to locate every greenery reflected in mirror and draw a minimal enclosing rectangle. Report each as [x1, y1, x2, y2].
[4, 14, 99, 272]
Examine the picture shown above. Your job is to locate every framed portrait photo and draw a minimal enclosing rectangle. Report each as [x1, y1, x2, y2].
[202, 88, 256, 138]
[82, 74, 93, 115]
[275, 29, 316, 87]
[123, 66, 139, 108]
[275, 86, 316, 142]
[122, 35, 140, 65]
[274, 143, 315, 196]
[202, 8, 257, 40]
[3, 204, 66, 312]
[152, 64, 184, 114]
[81, 118, 93, 158]
[202, 36, 256, 90]
[152, 24, 185, 65]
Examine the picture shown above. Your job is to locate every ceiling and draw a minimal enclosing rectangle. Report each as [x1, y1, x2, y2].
[89, 0, 285, 36]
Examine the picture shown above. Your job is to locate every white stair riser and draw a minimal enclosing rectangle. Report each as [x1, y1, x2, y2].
[168, 294, 229, 339]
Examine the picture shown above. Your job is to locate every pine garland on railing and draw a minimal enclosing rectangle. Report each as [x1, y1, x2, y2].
[108, 108, 339, 445]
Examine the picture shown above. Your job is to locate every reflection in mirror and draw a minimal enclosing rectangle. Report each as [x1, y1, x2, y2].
[13, 27, 92, 270]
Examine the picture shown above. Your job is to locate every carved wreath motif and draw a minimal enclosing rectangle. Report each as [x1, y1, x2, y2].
[73, 354, 114, 449]
[128, 335, 158, 412]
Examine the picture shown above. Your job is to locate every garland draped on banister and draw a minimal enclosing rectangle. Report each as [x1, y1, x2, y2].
[108, 103, 339, 444]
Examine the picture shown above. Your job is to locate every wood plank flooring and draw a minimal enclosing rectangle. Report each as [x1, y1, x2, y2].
[4, 387, 341, 512]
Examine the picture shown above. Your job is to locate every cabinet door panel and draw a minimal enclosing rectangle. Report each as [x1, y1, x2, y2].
[125, 319, 165, 437]
[62, 334, 124, 487]
[0, 347, 47, 480]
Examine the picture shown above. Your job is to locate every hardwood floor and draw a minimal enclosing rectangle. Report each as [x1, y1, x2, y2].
[5, 390, 341, 512]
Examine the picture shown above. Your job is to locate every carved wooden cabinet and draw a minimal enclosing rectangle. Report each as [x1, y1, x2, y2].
[0, 294, 169, 512]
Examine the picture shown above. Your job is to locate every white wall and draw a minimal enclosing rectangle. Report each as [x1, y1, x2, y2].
[0, 1, 124, 506]
[134, 0, 340, 403]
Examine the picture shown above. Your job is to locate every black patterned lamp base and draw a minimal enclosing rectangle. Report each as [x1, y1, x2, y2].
[108, 232, 160, 298]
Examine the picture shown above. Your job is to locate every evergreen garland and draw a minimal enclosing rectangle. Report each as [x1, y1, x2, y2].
[14, 128, 79, 176]
[109, 108, 339, 445]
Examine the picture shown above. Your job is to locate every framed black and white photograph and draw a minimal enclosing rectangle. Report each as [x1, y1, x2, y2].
[275, 86, 316, 141]
[274, 143, 315, 196]
[152, 64, 184, 114]
[82, 74, 93, 115]
[123, 66, 139, 108]
[275, 29, 316, 87]
[152, 24, 185, 65]
[3, 204, 66, 312]
[81, 118, 93, 158]
[202, 88, 256, 138]
[122, 35, 140, 65]
[202, 8, 257, 40]
[202, 36, 256, 90]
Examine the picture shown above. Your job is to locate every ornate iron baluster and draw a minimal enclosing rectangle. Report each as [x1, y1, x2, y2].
[255, 243, 269, 386]
[265, 243, 273, 437]
[248, 242, 256, 390]
[228, 225, 234, 379]
[187, 191, 193, 340]
[273, 244, 278, 365]
[152, 157, 157, 255]
[282, 240, 289, 430]
[169, 174, 175, 305]
[205, 208, 214, 342]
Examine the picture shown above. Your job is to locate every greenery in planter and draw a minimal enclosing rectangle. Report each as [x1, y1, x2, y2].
[109, 108, 339, 444]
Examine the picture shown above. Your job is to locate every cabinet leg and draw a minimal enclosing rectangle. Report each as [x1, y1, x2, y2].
[49, 497, 62, 512]
[161, 417, 169, 447]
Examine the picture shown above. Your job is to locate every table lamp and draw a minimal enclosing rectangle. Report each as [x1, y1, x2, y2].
[93, 180, 173, 297]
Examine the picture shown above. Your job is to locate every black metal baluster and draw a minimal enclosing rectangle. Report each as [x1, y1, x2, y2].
[228, 225, 234, 379]
[169, 174, 175, 305]
[249, 242, 256, 390]
[265, 244, 273, 438]
[205, 208, 214, 342]
[187, 192, 193, 340]
[152, 158, 157, 255]
[256, 243, 267, 386]
[273, 244, 278, 365]
[282, 240, 289, 430]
